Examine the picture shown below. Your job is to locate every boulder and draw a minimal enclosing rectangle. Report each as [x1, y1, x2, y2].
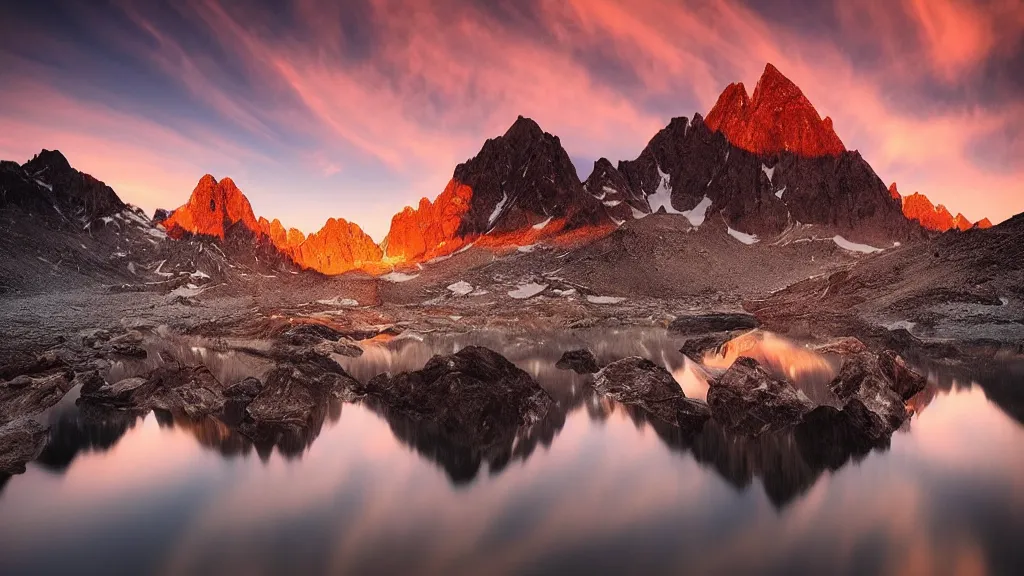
[224, 376, 263, 401]
[707, 357, 813, 436]
[363, 346, 553, 447]
[669, 313, 759, 336]
[0, 371, 73, 424]
[245, 360, 358, 427]
[827, 353, 908, 434]
[679, 332, 736, 363]
[593, 357, 710, 433]
[813, 337, 869, 356]
[313, 339, 364, 358]
[555, 349, 600, 374]
[0, 418, 49, 474]
[877, 350, 927, 400]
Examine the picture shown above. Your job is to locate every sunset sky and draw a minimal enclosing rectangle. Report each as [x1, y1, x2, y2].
[1, 0, 1021, 240]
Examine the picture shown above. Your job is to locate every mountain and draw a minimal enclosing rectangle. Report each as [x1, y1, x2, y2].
[383, 116, 611, 262]
[162, 175, 258, 240]
[2, 150, 125, 226]
[894, 188, 989, 232]
[584, 64, 917, 244]
[161, 175, 382, 275]
[705, 63, 846, 157]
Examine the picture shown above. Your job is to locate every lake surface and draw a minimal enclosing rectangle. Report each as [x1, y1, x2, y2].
[1, 328, 1023, 575]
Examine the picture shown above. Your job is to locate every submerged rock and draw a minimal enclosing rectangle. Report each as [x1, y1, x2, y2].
[593, 357, 710, 433]
[707, 357, 813, 436]
[0, 418, 49, 474]
[363, 346, 553, 448]
[555, 349, 600, 374]
[669, 313, 759, 336]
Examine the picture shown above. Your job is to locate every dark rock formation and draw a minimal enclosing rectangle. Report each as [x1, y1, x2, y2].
[383, 116, 612, 261]
[0, 418, 49, 474]
[555, 348, 600, 374]
[827, 353, 909, 434]
[0, 371, 74, 424]
[669, 312, 760, 335]
[877, 350, 927, 400]
[363, 346, 553, 448]
[679, 333, 736, 363]
[593, 357, 710, 433]
[707, 357, 814, 435]
[794, 400, 888, 470]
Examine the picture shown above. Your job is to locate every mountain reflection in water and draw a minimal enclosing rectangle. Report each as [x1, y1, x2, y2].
[1, 328, 1022, 575]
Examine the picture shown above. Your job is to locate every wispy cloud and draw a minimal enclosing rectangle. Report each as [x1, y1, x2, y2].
[1, 0, 1021, 234]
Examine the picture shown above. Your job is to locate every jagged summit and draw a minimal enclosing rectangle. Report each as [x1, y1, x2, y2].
[706, 63, 846, 157]
[162, 174, 259, 240]
[384, 115, 610, 262]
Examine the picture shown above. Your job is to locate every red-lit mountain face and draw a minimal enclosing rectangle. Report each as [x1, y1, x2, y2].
[705, 64, 846, 157]
[892, 186, 989, 232]
[161, 175, 381, 275]
[382, 116, 612, 262]
[587, 63, 917, 244]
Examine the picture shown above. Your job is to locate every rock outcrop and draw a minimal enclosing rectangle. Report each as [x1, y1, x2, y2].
[707, 357, 814, 435]
[705, 63, 846, 157]
[898, 191, 989, 232]
[555, 349, 600, 374]
[362, 346, 553, 448]
[669, 313, 760, 336]
[593, 357, 710, 433]
[0, 418, 49, 474]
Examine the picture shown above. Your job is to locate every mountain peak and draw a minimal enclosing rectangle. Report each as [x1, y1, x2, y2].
[706, 63, 845, 157]
[162, 174, 258, 239]
[504, 115, 545, 141]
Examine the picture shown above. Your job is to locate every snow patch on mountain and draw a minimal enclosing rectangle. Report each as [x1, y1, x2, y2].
[681, 196, 712, 227]
[587, 295, 626, 304]
[488, 192, 510, 227]
[447, 281, 474, 296]
[762, 164, 775, 183]
[508, 283, 547, 299]
[832, 235, 883, 254]
[381, 272, 419, 283]
[532, 217, 553, 230]
[727, 227, 760, 245]
[647, 164, 681, 214]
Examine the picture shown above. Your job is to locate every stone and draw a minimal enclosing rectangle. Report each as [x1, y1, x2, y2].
[555, 349, 600, 374]
[679, 332, 736, 363]
[593, 356, 710, 433]
[0, 372, 73, 424]
[813, 337, 869, 356]
[877, 350, 927, 400]
[669, 313, 759, 336]
[0, 418, 49, 474]
[363, 346, 553, 447]
[224, 377, 263, 400]
[827, 353, 909, 434]
[707, 357, 814, 436]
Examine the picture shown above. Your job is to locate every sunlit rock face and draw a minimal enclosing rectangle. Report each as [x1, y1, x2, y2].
[705, 63, 846, 157]
[383, 116, 612, 262]
[162, 175, 259, 240]
[291, 217, 383, 275]
[258, 217, 305, 250]
[901, 192, 957, 232]
[382, 179, 474, 262]
[611, 71, 914, 243]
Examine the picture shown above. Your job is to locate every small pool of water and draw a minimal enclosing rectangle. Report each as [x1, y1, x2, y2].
[1, 328, 1022, 575]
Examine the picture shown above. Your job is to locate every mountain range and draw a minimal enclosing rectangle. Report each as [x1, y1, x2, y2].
[2, 63, 992, 279]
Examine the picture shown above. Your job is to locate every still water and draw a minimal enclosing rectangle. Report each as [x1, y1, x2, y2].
[1, 328, 1022, 575]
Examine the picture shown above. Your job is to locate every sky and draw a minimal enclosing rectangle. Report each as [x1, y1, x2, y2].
[1, 0, 1022, 240]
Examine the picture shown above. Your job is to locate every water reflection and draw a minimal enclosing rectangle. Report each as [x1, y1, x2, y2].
[2, 328, 1022, 574]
